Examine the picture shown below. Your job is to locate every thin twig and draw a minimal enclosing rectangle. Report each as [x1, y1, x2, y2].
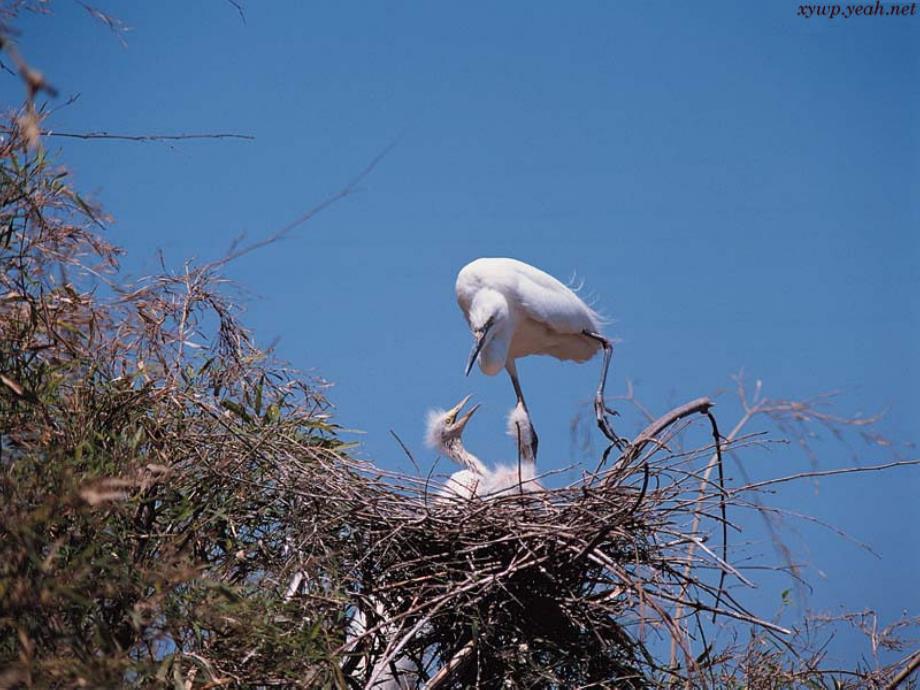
[209, 139, 396, 270]
[43, 130, 254, 142]
[390, 429, 420, 474]
[225, 0, 246, 23]
[740, 459, 920, 493]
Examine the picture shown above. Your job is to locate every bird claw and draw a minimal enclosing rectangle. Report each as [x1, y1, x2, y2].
[595, 396, 627, 450]
[599, 421, 628, 451]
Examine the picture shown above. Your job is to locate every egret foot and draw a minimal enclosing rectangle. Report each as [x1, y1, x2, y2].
[594, 395, 627, 450]
[582, 329, 627, 450]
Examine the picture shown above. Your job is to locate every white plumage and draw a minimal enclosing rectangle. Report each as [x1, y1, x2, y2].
[455, 257, 624, 448]
[425, 396, 540, 499]
[505, 401, 537, 461]
[482, 402, 540, 496]
[425, 395, 487, 499]
[456, 257, 602, 375]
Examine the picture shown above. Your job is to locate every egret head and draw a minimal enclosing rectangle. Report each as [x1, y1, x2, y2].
[465, 289, 511, 376]
[425, 394, 480, 454]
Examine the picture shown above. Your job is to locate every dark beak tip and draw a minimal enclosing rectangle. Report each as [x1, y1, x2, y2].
[465, 334, 487, 377]
[464, 351, 477, 377]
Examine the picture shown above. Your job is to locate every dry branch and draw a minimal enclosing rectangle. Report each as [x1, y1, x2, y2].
[886, 650, 920, 690]
[43, 130, 255, 142]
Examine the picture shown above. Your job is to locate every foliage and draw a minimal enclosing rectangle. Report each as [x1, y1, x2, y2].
[0, 118, 356, 686]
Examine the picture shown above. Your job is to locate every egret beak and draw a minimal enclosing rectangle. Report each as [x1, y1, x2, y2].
[465, 337, 485, 376]
[455, 401, 480, 432]
[445, 394, 474, 423]
[464, 320, 494, 376]
[445, 394, 480, 432]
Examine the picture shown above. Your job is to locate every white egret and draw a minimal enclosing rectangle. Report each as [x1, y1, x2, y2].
[426, 396, 540, 498]
[426, 395, 487, 499]
[456, 257, 624, 448]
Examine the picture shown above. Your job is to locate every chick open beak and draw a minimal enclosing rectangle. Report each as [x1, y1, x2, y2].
[445, 394, 480, 431]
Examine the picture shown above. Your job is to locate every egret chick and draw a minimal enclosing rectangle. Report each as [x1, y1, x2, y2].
[426, 395, 487, 499]
[481, 402, 541, 496]
[456, 257, 624, 448]
[426, 396, 541, 499]
[507, 401, 537, 464]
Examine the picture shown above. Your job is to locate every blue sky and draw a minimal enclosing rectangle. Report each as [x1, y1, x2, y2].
[7, 0, 918, 666]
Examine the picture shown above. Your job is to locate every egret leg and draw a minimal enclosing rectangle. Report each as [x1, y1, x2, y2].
[506, 360, 538, 459]
[582, 330, 627, 450]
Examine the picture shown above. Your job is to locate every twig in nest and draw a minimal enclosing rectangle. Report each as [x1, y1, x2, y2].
[390, 429, 420, 474]
[424, 639, 476, 689]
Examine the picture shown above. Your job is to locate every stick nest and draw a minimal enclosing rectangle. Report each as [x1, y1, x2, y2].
[322, 397, 744, 688]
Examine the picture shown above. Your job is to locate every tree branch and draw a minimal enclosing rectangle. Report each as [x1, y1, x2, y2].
[885, 649, 920, 690]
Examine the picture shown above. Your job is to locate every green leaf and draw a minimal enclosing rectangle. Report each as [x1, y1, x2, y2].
[254, 376, 264, 416]
[220, 399, 252, 423]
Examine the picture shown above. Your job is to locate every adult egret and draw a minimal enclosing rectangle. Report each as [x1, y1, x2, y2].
[456, 257, 623, 448]
[426, 395, 540, 498]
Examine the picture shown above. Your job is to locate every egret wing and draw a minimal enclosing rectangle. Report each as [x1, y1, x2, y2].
[508, 260, 602, 335]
